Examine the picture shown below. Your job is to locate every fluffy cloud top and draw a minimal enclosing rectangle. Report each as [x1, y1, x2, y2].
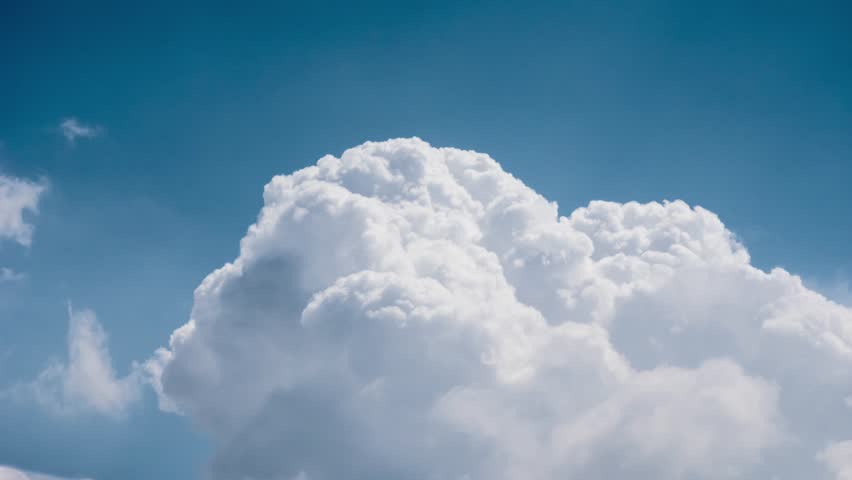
[58, 118, 101, 144]
[0, 466, 90, 480]
[16, 307, 140, 417]
[0, 174, 45, 247]
[150, 138, 852, 479]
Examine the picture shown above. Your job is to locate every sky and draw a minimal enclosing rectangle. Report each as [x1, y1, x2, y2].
[1, 1, 852, 479]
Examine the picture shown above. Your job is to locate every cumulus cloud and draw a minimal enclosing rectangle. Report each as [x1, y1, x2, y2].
[0, 466, 90, 480]
[148, 138, 852, 479]
[0, 174, 46, 247]
[12, 306, 141, 417]
[58, 118, 101, 144]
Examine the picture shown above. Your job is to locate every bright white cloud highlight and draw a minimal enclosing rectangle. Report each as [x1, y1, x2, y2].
[819, 441, 852, 480]
[0, 466, 90, 480]
[0, 174, 45, 247]
[149, 138, 852, 479]
[58, 118, 101, 144]
[21, 307, 140, 417]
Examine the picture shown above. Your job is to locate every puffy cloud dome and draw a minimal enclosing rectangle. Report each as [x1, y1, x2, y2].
[148, 138, 852, 479]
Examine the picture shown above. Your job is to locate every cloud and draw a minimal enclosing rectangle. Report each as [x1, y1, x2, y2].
[819, 441, 852, 480]
[0, 267, 25, 282]
[149, 138, 852, 479]
[58, 118, 101, 144]
[0, 174, 46, 247]
[0, 466, 90, 480]
[10, 306, 141, 417]
[810, 275, 852, 308]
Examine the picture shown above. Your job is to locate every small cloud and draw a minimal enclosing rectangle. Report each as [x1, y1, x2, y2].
[0, 174, 47, 247]
[58, 118, 102, 144]
[4, 305, 141, 418]
[818, 441, 852, 479]
[0, 268, 25, 282]
[0, 465, 91, 480]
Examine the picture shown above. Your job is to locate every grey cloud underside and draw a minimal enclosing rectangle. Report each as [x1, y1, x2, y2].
[149, 138, 852, 480]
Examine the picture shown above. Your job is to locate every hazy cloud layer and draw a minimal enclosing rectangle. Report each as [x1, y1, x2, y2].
[149, 138, 852, 479]
[11, 307, 140, 417]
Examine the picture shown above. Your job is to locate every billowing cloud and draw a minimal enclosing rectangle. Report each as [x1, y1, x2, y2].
[0, 465, 90, 480]
[149, 138, 852, 479]
[0, 174, 45, 247]
[58, 118, 101, 144]
[13, 307, 140, 417]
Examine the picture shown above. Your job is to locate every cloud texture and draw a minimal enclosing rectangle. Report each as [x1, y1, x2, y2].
[0, 174, 45, 247]
[151, 138, 852, 479]
[58, 118, 101, 144]
[16, 307, 140, 417]
[0, 268, 25, 282]
[0, 466, 89, 480]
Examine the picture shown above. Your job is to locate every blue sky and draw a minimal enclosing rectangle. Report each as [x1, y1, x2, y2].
[1, 1, 851, 479]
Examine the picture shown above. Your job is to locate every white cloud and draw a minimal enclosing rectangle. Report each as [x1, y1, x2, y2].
[14, 306, 140, 417]
[0, 466, 90, 480]
[58, 118, 101, 144]
[819, 441, 852, 480]
[0, 174, 45, 247]
[148, 138, 852, 479]
[0, 267, 25, 282]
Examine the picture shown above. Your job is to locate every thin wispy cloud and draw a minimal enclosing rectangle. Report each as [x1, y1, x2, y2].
[4, 306, 141, 418]
[0, 268, 25, 283]
[58, 118, 102, 144]
[0, 465, 91, 480]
